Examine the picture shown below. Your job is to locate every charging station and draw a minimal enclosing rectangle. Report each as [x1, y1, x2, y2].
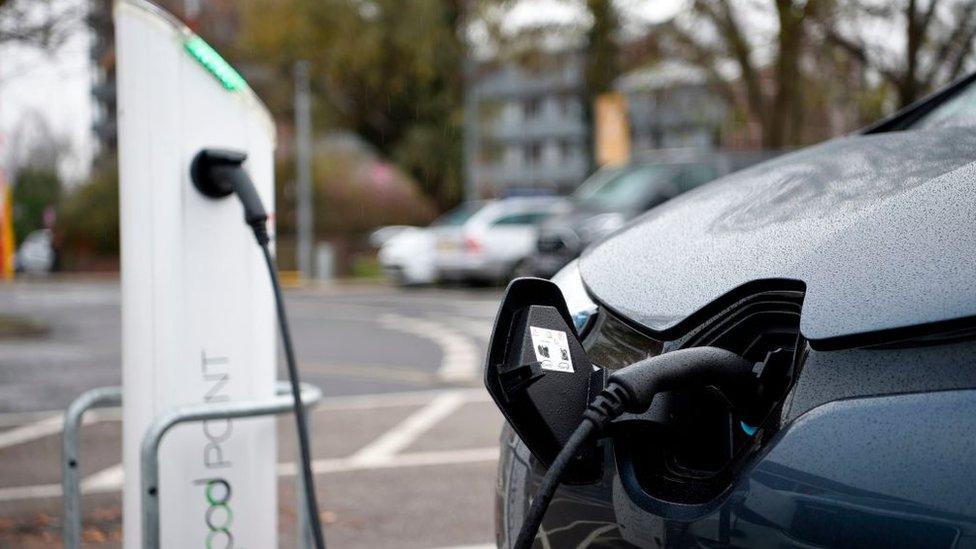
[115, 1, 277, 546]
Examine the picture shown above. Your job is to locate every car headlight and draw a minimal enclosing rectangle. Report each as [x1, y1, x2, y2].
[551, 259, 599, 335]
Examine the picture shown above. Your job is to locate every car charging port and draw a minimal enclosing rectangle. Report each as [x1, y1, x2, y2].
[600, 290, 804, 511]
[484, 280, 805, 542]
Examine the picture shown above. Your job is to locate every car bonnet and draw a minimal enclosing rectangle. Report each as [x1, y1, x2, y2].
[579, 127, 976, 348]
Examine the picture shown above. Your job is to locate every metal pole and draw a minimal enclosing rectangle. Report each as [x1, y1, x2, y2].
[62, 386, 123, 549]
[141, 382, 323, 549]
[462, 2, 480, 202]
[294, 60, 314, 280]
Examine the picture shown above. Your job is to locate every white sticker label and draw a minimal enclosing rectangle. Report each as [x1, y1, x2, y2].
[530, 326, 574, 373]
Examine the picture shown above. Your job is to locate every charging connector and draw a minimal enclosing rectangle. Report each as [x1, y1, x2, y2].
[191, 149, 271, 244]
[513, 346, 758, 549]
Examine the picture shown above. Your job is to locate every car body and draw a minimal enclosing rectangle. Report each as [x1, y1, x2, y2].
[495, 73, 976, 547]
[377, 226, 437, 285]
[433, 197, 568, 284]
[15, 229, 55, 274]
[369, 225, 413, 249]
[527, 153, 773, 278]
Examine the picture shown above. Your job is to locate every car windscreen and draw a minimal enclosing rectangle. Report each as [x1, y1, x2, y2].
[490, 211, 553, 226]
[572, 165, 669, 211]
[431, 202, 484, 226]
[910, 80, 976, 129]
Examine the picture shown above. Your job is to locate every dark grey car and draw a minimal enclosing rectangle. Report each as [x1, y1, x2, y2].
[493, 72, 976, 547]
[527, 153, 774, 279]
[527, 162, 715, 279]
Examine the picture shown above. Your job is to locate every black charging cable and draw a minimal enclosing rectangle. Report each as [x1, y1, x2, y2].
[191, 149, 327, 549]
[514, 346, 757, 549]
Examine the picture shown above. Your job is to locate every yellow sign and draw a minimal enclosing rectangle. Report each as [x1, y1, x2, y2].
[0, 172, 14, 280]
[594, 92, 631, 167]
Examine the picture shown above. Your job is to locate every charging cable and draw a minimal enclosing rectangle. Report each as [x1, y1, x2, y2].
[514, 346, 757, 549]
[191, 149, 327, 549]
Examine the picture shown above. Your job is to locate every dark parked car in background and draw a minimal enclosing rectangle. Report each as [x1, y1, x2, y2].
[526, 152, 774, 278]
[494, 72, 976, 547]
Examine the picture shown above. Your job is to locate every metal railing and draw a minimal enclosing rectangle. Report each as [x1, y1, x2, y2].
[61, 381, 322, 549]
[62, 386, 123, 548]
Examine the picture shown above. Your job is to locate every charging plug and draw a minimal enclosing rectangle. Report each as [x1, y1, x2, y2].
[609, 346, 759, 416]
[512, 345, 761, 549]
[191, 148, 270, 244]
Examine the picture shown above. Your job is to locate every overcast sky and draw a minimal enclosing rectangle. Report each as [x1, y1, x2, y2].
[0, 0, 92, 182]
[0, 0, 683, 183]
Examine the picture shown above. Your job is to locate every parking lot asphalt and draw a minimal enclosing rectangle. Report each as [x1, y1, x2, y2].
[0, 278, 505, 548]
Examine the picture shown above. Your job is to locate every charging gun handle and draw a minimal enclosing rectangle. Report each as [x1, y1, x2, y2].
[191, 149, 269, 239]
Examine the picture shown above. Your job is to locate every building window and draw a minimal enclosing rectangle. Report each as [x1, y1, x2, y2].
[524, 98, 543, 120]
[505, 145, 524, 168]
[528, 142, 543, 165]
[560, 140, 576, 162]
[560, 96, 579, 118]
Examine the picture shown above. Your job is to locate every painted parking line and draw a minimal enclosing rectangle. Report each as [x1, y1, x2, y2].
[379, 313, 482, 382]
[301, 362, 440, 385]
[0, 388, 491, 428]
[310, 387, 490, 411]
[0, 410, 118, 450]
[0, 388, 498, 503]
[442, 316, 493, 343]
[81, 463, 125, 492]
[0, 415, 65, 450]
[0, 447, 500, 503]
[0, 483, 64, 501]
[282, 447, 499, 476]
[349, 391, 468, 465]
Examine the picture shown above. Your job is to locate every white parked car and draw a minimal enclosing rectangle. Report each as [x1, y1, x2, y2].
[433, 197, 568, 284]
[377, 226, 436, 285]
[15, 229, 56, 275]
[369, 225, 413, 249]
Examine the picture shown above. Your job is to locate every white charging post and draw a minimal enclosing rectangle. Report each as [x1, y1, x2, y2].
[115, 1, 278, 546]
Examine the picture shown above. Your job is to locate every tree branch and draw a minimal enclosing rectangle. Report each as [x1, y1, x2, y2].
[694, 0, 766, 124]
[924, 0, 976, 84]
[823, 25, 901, 86]
[920, 0, 943, 35]
[947, 17, 976, 80]
[662, 22, 741, 112]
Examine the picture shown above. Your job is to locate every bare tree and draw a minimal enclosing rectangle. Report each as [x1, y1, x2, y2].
[0, 0, 83, 49]
[819, 0, 976, 108]
[3, 108, 70, 175]
[656, 0, 825, 148]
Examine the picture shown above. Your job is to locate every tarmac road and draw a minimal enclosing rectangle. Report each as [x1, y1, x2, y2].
[0, 278, 506, 548]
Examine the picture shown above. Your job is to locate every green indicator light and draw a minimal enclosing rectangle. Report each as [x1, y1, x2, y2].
[184, 36, 247, 92]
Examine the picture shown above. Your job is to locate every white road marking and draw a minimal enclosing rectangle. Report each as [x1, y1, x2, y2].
[0, 411, 60, 428]
[280, 447, 499, 476]
[0, 388, 496, 503]
[0, 415, 66, 450]
[10, 287, 118, 307]
[429, 543, 495, 549]
[0, 447, 500, 502]
[80, 463, 124, 492]
[0, 342, 89, 362]
[443, 316, 493, 343]
[310, 387, 490, 412]
[379, 313, 482, 382]
[0, 483, 65, 501]
[349, 391, 467, 465]
[0, 408, 119, 443]
[301, 362, 439, 384]
[0, 388, 491, 429]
